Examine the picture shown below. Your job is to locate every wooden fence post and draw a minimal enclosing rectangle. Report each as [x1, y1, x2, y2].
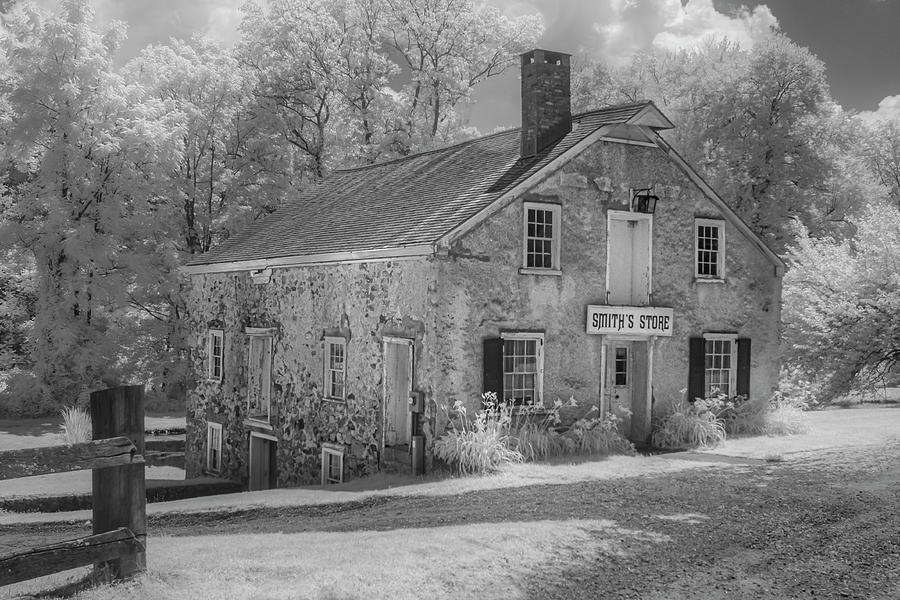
[91, 385, 146, 579]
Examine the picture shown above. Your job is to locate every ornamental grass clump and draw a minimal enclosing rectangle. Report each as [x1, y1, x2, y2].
[433, 393, 524, 475]
[652, 396, 726, 449]
[435, 394, 635, 475]
[60, 405, 92, 445]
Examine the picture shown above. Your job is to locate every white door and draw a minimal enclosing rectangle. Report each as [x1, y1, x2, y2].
[609, 344, 632, 417]
[383, 339, 413, 447]
[607, 213, 651, 305]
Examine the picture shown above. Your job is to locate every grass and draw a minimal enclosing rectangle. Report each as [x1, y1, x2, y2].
[652, 398, 726, 449]
[7, 519, 664, 600]
[60, 406, 92, 444]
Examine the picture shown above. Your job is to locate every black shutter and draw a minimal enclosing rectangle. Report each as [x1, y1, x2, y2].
[688, 337, 706, 402]
[482, 338, 504, 400]
[736, 338, 751, 399]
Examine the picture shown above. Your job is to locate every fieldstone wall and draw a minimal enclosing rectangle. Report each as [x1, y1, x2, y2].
[185, 259, 440, 486]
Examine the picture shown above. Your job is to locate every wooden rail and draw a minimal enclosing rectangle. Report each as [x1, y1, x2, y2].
[0, 385, 147, 588]
[0, 437, 142, 480]
[0, 528, 144, 586]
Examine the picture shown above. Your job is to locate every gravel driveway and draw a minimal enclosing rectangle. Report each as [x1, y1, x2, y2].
[3, 407, 899, 599]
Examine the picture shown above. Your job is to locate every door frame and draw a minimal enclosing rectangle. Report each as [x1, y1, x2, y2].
[382, 336, 414, 450]
[598, 335, 656, 444]
[248, 431, 277, 491]
[605, 210, 653, 305]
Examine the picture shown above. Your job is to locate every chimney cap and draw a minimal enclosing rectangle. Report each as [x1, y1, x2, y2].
[521, 48, 572, 63]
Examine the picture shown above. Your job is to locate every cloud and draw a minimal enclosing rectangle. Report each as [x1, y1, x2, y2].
[498, 0, 779, 65]
[653, 0, 778, 53]
[858, 95, 900, 124]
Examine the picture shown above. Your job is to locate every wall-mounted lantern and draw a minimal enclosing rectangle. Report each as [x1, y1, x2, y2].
[631, 188, 659, 214]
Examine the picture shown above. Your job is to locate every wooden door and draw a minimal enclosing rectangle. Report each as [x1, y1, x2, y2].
[383, 339, 413, 447]
[249, 434, 276, 491]
[607, 215, 651, 305]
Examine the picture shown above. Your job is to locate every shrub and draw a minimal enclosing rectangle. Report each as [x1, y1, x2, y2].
[435, 394, 635, 474]
[0, 370, 54, 417]
[60, 405, 92, 444]
[433, 394, 524, 475]
[652, 397, 726, 449]
[728, 392, 807, 436]
[563, 408, 635, 455]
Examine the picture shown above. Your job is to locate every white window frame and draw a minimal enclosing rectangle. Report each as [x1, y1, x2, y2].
[521, 202, 562, 275]
[321, 443, 344, 485]
[206, 421, 223, 473]
[207, 329, 224, 382]
[500, 332, 545, 406]
[703, 333, 737, 398]
[695, 218, 725, 281]
[324, 337, 347, 401]
[246, 327, 275, 423]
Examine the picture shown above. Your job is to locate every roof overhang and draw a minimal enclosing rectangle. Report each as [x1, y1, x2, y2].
[628, 102, 675, 130]
[181, 244, 435, 276]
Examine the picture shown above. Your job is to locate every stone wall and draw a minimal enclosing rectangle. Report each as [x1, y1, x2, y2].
[432, 139, 782, 430]
[185, 259, 440, 486]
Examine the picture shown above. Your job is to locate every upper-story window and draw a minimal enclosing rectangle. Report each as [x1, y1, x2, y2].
[522, 202, 561, 273]
[324, 337, 347, 401]
[246, 327, 274, 422]
[695, 218, 725, 280]
[207, 329, 224, 381]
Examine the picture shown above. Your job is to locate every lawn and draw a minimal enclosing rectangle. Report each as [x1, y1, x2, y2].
[3, 405, 900, 599]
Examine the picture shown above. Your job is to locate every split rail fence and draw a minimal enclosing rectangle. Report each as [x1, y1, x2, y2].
[0, 385, 147, 587]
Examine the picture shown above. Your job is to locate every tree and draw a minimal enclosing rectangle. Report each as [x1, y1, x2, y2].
[863, 118, 900, 207]
[236, 0, 542, 177]
[783, 208, 900, 399]
[382, 0, 542, 153]
[572, 34, 866, 252]
[0, 0, 181, 405]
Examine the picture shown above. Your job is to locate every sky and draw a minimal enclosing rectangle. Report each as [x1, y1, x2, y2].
[32, 0, 900, 130]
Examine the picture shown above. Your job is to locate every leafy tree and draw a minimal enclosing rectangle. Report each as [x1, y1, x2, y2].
[382, 0, 542, 153]
[572, 34, 868, 251]
[0, 0, 181, 406]
[0, 248, 36, 372]
[783, 208, 900, 399]
[863, 119, 900, 206]
[236, 0, 542, 177]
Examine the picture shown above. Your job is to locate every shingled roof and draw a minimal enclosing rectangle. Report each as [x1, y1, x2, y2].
[186, 102, 674, 270]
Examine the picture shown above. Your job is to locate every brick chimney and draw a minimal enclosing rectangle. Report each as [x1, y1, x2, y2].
[520, 49, 572, 158]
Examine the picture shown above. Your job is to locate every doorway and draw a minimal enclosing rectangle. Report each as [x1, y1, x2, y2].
[249, 433, 277, 491]
[603, 339, 651, 444]
[383, 337, 413, 448]
[607, 211, 651, 306]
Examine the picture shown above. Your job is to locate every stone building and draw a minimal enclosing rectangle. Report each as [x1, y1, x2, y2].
[183, 49, 783, 489]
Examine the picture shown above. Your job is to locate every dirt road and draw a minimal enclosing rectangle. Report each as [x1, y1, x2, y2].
[4, 438, 900, 598]
[3, 407, 900, 599]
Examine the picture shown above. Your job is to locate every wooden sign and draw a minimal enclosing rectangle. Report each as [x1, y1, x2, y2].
[586, 305, 674, 336]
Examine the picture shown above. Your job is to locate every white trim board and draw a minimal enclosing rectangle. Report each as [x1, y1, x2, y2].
[182, 245, 434, 275]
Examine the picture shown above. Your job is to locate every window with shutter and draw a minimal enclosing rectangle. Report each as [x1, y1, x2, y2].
[483, 333, 545, 406]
